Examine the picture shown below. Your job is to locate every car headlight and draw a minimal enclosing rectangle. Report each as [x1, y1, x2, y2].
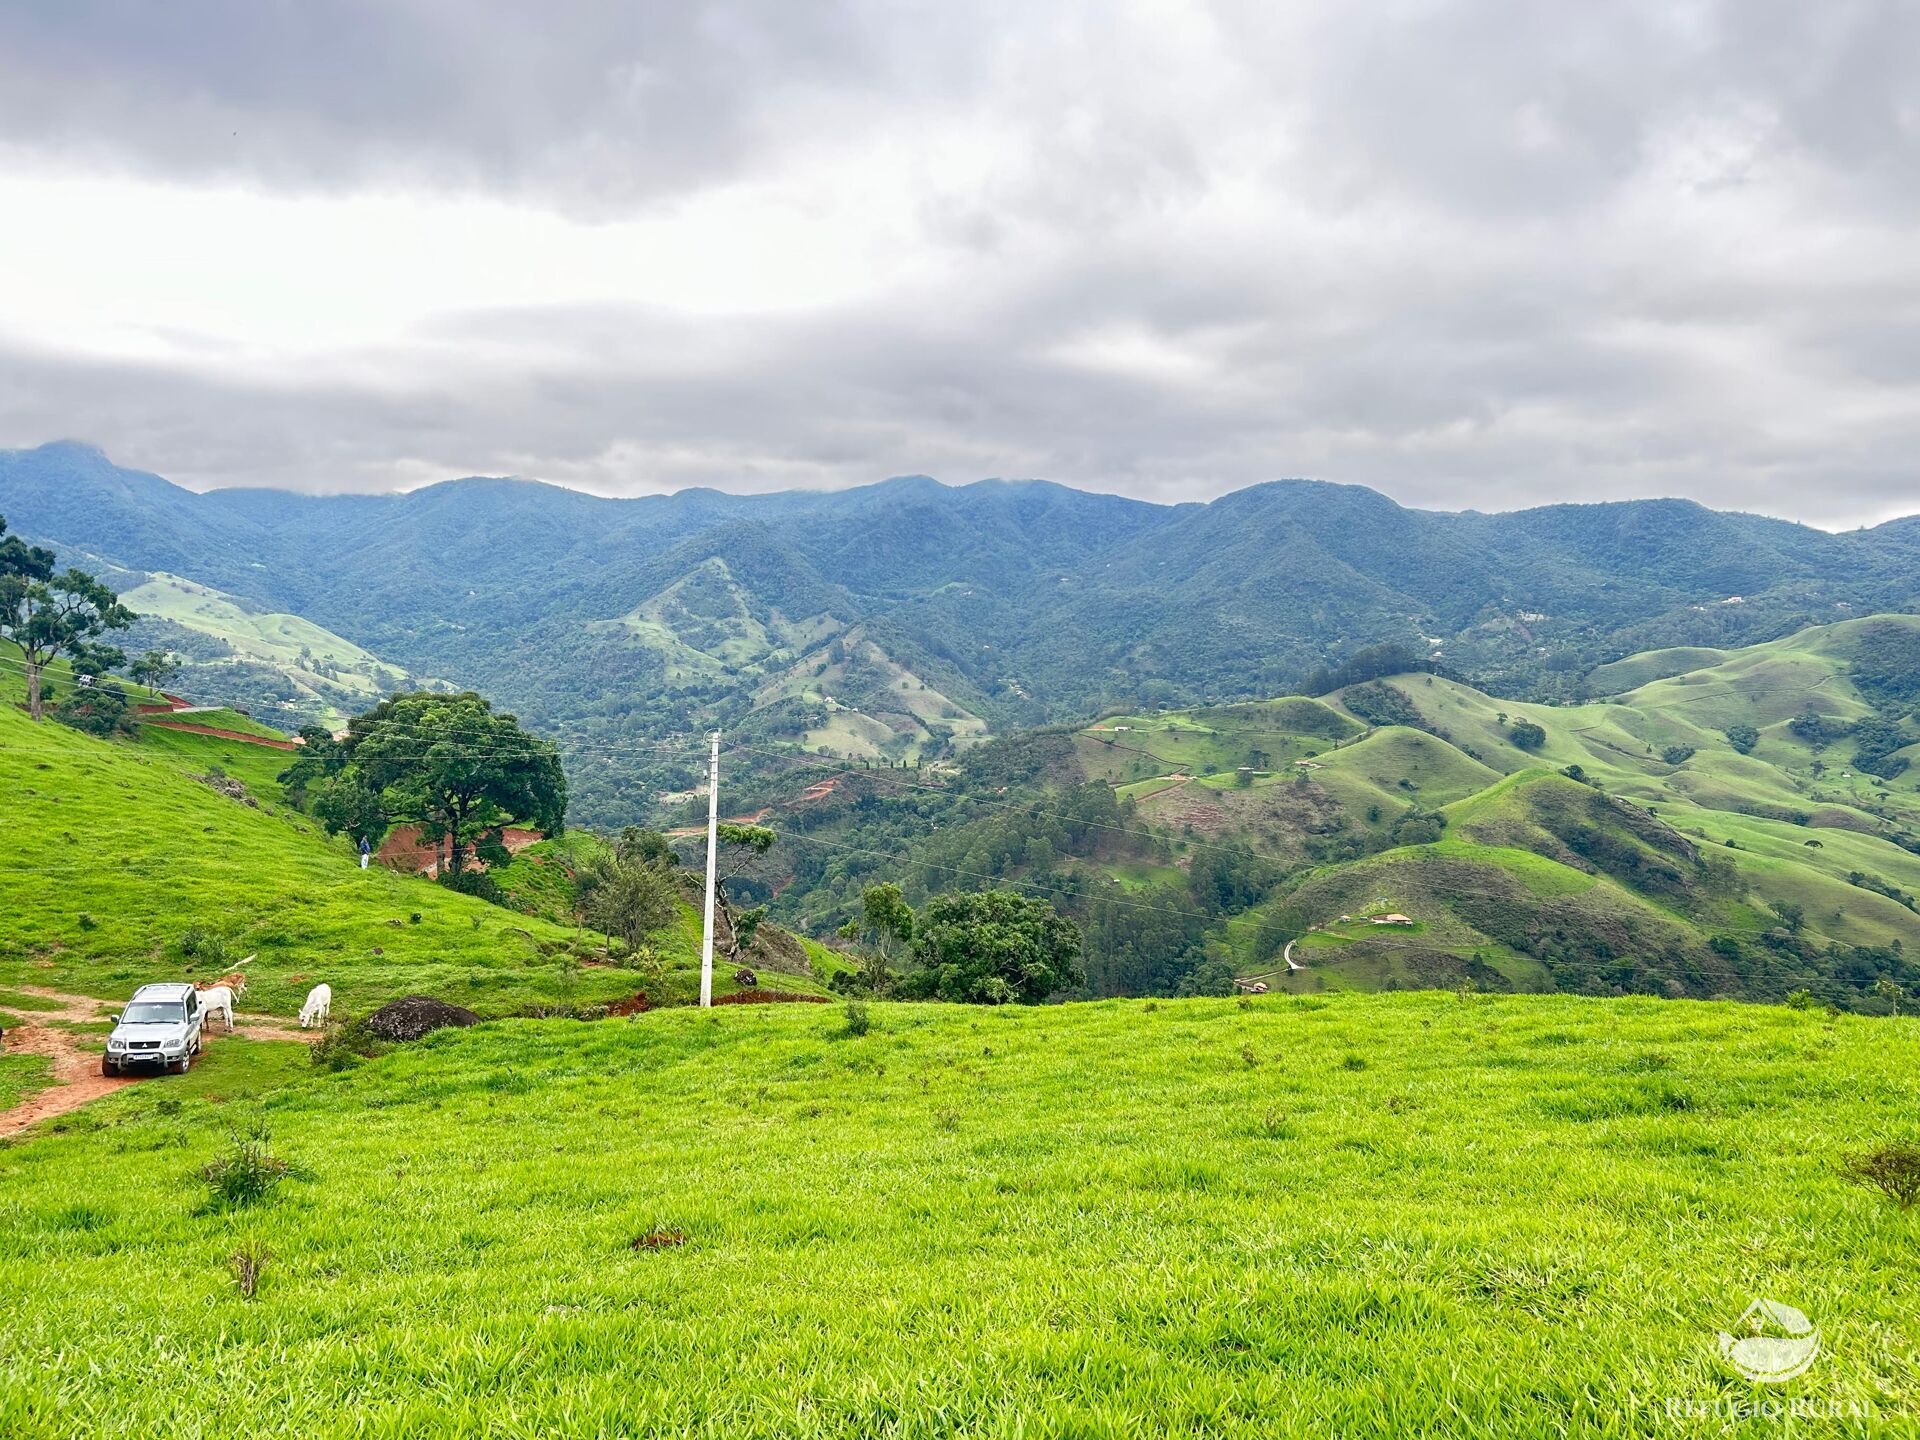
[108, 1039, 125, 1051]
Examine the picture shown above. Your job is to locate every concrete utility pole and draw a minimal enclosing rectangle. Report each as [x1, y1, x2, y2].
[699, 730, 721, 1008]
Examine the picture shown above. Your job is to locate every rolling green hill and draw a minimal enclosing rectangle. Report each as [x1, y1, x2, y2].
[0, 658, 819, 1025]
[115, 570, 426, 730]
[5, 574, 1919, 1434]
[727, 615, 1920, 1009]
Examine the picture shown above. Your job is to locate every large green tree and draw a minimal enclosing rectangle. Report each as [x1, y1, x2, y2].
[0, 516, 134, 720]
[902, 890, 1084, 1004]
[836, 882, 916, 993]
[579, 849, 679, 962]
[130, 649, 181, 697]
[290, 691, 567, 872]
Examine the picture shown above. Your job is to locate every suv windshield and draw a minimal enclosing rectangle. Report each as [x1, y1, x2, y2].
[121, 1001, 185, 1024]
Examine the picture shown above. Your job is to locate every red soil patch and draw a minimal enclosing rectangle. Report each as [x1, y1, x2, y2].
[631, 1227, 688, 1250]
[375, 824, 544, 877]
[607, 992, 654, 1017]
[0, 989, 134, 1138]
[712, 989, 830, 1006]
[798, 777, 842, 802]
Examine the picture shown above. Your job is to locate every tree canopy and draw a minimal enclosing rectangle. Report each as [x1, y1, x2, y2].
[578, 845, 679, 962]
[1508, 720, 1548, 751]
[283, 691, 567, 872]
[901, 890, 1084, 1004]
[0, 516, 133, 720]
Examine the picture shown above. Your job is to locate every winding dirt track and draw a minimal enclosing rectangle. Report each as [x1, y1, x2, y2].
[0, 987, 314, 1139]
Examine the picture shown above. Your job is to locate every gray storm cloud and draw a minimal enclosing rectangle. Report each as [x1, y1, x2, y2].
[0, 0, 1916, 527]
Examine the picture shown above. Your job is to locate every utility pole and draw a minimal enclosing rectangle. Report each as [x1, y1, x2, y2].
[699, 730, 721, 1008]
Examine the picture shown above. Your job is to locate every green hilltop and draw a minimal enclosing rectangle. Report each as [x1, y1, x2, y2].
[742, 615, 1920, 1008]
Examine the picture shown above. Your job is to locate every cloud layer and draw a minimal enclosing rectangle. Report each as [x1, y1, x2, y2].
[1, 1, 1916, 525]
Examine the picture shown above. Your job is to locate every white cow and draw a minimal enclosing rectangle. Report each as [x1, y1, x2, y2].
[198, 985, 235, 1033]
[299, 983, 333, 1030]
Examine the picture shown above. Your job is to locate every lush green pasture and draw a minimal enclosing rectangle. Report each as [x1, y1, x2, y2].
[143, 705, 291, 738]
[119, 571, 407, 691]
[3, 994, 1916, 1437]
[0, 696, 782, 1020]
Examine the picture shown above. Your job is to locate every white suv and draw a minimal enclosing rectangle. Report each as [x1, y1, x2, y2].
[104, 983, 204, 1076]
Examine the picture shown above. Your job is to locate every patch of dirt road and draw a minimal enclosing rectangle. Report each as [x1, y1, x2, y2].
[0, 986, 314, 1140]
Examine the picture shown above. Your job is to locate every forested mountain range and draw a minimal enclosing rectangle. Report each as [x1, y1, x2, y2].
[5, 440, 1919, 825]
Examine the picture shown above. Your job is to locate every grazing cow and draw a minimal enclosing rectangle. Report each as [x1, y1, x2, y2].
[198, 985, 235, 1033]
[299, 983, 333, 1030]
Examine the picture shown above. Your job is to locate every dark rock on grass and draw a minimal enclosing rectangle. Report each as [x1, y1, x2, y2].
[195, 772, 259, 808]
[363, 995, 481, 1042]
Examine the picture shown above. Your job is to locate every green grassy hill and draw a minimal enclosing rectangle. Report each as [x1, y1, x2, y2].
[3, 992, 1916, 1436]
[116, 569, 424, 729]
[717, 615, 1917, 1007]
[1025, 618, 1920, 1004]
[0, 659, 813, 1024]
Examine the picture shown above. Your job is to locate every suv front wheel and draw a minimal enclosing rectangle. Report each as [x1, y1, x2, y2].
[102, 1056, 118, 1078]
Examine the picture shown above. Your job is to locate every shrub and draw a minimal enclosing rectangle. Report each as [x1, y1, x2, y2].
[1725, 723, 1759, 755]
[308, 1020, 372, 1071]
[199, 1126, 305, 1210]
[230, 1241, 271, 1299]
[1255, 1108, 1292, 1139]
[1661, 745, 1695, 766]
[52, 682, 136, 738]
[1839, 1143, 1920, 1209]
[439, 868, 505, 905]
[1508, 720, 1547, 750]
[843, 999, 872, 1037]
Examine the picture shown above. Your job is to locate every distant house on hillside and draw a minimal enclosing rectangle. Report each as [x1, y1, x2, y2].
[1371, 913, 1415, 926]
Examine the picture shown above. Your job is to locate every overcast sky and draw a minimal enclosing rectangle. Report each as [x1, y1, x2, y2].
[1, 2, 1916, 526]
